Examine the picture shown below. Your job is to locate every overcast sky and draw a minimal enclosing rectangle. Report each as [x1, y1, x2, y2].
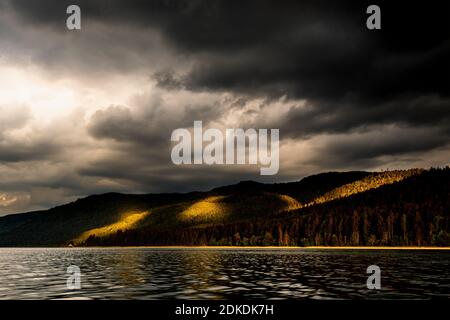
[0, 0, 448, 214]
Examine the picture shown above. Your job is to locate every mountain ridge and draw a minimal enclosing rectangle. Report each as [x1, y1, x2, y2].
[0, 168, 448, 247]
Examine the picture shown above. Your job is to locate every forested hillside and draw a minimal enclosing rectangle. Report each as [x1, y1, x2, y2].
[0, 168, 448, 247]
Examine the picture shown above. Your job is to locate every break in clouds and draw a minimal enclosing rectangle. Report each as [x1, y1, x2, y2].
[0, 0, 449, 214]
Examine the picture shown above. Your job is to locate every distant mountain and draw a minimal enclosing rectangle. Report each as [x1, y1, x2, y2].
[0, 168, 448, 247]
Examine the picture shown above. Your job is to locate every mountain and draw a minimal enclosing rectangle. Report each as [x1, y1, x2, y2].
[0, 168, 449, 247]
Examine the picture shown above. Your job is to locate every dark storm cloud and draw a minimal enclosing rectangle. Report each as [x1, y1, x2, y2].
[0, 142, 59, 162]
[278, 94, 450, 138]
[153, 70, 186, 91]
[5, 0, 450, 135]
[78, 155, 284, 193]
[87, 101, 224, 147]
[0, 106, 60, 162]
[6, 0, 449, 101]
[82, 93, 295, 192]
[311, 126, 449, 168]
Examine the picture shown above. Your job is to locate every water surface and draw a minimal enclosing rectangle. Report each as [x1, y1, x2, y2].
[0, 248, 448, 299]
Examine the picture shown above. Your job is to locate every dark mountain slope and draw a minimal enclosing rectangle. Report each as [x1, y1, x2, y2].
[0, 171, 367, 246]
[211, 171, 370, 204]
[0, 168, 448, 247]
[92, 168, 448, 247]
[0, 192, 202, 246]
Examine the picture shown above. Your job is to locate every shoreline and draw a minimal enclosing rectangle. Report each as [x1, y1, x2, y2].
[2, 246, 450, 250]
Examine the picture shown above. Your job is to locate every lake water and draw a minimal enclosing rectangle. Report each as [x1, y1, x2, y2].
[0, 248, 448, 299]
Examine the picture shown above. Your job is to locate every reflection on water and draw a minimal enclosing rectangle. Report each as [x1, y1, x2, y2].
[0, 248, 448, 299]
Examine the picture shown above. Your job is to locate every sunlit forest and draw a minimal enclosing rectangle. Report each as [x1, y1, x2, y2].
[81, 168, 449, 247]
[0, 168, 448, 247]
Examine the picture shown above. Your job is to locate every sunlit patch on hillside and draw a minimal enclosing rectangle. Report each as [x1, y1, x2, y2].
[277, 194, 302, 211]
[178, 196, 229, 223]
[73, 210, 150, 244]
[309, 169, 423, 206]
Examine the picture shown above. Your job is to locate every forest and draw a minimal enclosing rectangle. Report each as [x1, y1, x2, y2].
[81, 168, 450, 247]
[0, 168, 448, 247]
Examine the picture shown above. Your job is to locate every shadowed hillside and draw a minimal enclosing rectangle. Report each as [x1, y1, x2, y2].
[0, 193, 201, 246]
[0, 168, 448, 247]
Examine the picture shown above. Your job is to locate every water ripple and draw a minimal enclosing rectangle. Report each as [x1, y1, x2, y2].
[0, 248, 448, 299]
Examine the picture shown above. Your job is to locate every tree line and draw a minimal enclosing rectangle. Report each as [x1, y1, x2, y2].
[82, 168, 450, 247]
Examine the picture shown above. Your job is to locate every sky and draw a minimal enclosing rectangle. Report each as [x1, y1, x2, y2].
[0, 0, 449, 214]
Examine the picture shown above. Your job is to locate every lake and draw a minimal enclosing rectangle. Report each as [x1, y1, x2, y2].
[0, 248, 448, 299]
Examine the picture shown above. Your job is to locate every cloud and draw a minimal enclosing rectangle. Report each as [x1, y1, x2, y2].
[308, 125, 450, 168]
[6, 0, 448, 98]
[0, 0, 448, 214]
[0, 105, 30, 134]
[278, 95, 450, 139]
